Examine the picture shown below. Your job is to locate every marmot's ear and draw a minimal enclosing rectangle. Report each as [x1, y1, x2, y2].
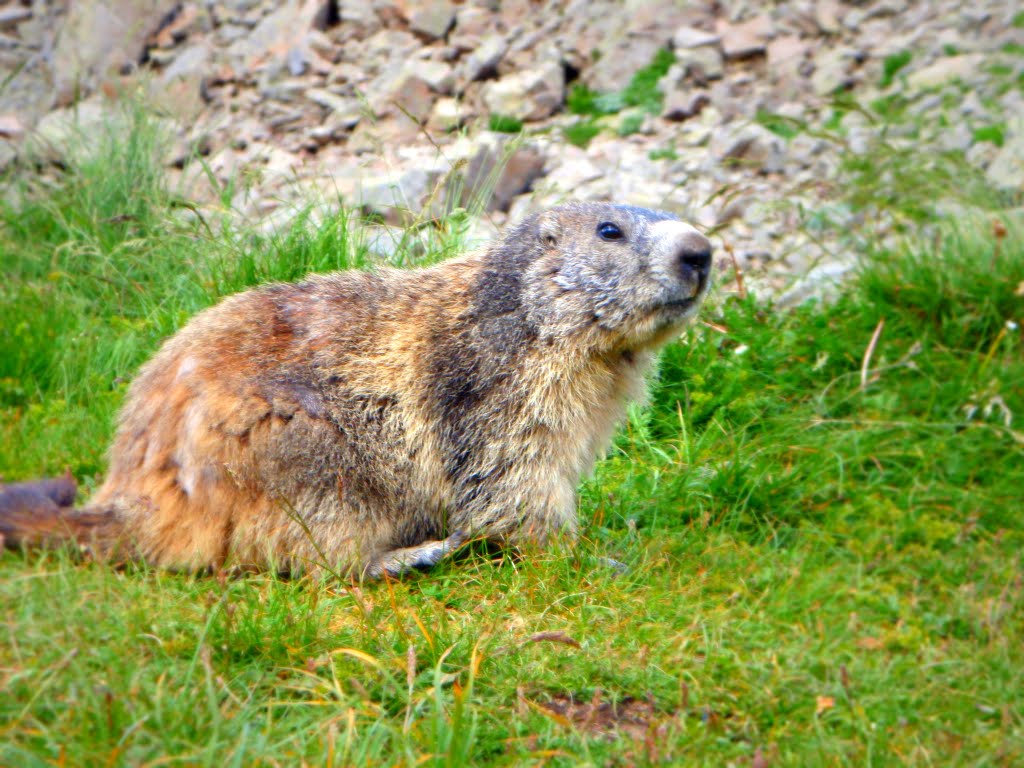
[537, 211, 559, 248]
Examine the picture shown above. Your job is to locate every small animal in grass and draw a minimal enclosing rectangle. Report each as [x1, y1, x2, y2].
[0, 202, 713, 579]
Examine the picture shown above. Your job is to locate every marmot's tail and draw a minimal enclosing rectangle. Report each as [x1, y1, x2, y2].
[0, 473, 124, 555]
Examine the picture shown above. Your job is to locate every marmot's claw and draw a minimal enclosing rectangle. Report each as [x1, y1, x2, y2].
[371, 530, 469, 579]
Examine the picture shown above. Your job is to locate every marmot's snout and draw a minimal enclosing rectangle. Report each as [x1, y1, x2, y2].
[650, 220, 714, 302]
[676, 232, 713, 291]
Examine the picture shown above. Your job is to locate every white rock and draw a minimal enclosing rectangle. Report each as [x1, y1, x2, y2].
[415, 60, 456, 94]
[538, 154, 603, 196]
[427, 97, 463, 132]
[672, 26, 720, 49]
[481, 61, 565, 122]
[907, 54, 985, 90]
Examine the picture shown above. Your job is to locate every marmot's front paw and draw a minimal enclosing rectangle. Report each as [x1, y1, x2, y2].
[366, 530, 468, 579]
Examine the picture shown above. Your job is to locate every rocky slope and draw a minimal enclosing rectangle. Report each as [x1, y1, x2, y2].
[1, 0, 1022, 298]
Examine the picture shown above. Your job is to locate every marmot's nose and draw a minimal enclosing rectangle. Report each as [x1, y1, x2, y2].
[677, 232, 713, 281]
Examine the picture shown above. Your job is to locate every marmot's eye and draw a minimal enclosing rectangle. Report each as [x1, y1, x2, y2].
[597, 222, 624, 241]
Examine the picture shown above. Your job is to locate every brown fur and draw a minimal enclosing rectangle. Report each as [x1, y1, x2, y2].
[1, 203, 712, 578]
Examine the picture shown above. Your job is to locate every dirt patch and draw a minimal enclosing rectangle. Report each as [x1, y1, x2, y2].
[521, 688, 674, 742]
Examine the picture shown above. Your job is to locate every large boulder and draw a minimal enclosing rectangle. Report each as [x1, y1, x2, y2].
[53, 0, 179, 104]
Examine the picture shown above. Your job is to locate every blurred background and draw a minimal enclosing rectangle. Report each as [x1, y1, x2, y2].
[1, 0, 1020, 301]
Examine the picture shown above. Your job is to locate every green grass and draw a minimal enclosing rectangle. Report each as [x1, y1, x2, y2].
[755, 109, 804, 140]
[647, 147, 678, 162]
[2, 111, 1023, 765]
[880, 51, 913, 88]
[563, 47, 676, 148]
[616, 111, 645, 137]
[567, 48, 675, 119]
[563, 119, 602, 148]
[973, 123, 1007, 147]
[487, 114, 524, 134]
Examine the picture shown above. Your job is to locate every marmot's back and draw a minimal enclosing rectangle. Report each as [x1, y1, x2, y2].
[1, 203, 713, 578]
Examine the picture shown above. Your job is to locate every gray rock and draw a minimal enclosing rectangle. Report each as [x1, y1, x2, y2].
[481, 60, 565, 122]
[358, 167, 446, 222]
[958, 91, 989, 120]
[710, 123, 786, 174]
[663, 89, 710, 121]
[392, 77, 435, 124]
[286, 46, 307, 77]
[675, 45, 725, 81]
[986, 116, 1024, 190]
[259, 77, 307, 103]
[846, 125, 874, 155]
[812, 47, 855, 95]
[362, 29, 420, 63]
[306, 88, 363, 128]
[843, 7, 868, 31]
[999, 90, 1024, 120]
[462, 35, 507, 83]
[715, 15, 773, 60]
[227, 0, 330, 71]
[873, 0, 909, 17]
[536, 153, 603, 196]
[814, 0, 843, 34]
[452, 5, 495, 39]
[52, 0, 179, 103]
[451, 134, 546, 212]
[28, 100, 124, 162]
[162, 44, 211, 82]
[337, 0, 381, 32]
[0, 113, 25, 139]
[415, 60, 456, 94]
[409, 1, 455, 41]
[767, 35, 809, 80]
[0, 6, 32, 29]
[588, 35, 664, 93]
[151, 43, 212, 121]
[672, 26, 720, 49]
[788, 133, 829, 170]
[907, 54, 986, 90]
[939, 122, 974, 153]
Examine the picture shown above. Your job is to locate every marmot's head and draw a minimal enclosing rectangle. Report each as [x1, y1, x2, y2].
[491, 203, 713, 352]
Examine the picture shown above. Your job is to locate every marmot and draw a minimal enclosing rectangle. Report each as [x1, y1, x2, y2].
[0, 203, 712, 578]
